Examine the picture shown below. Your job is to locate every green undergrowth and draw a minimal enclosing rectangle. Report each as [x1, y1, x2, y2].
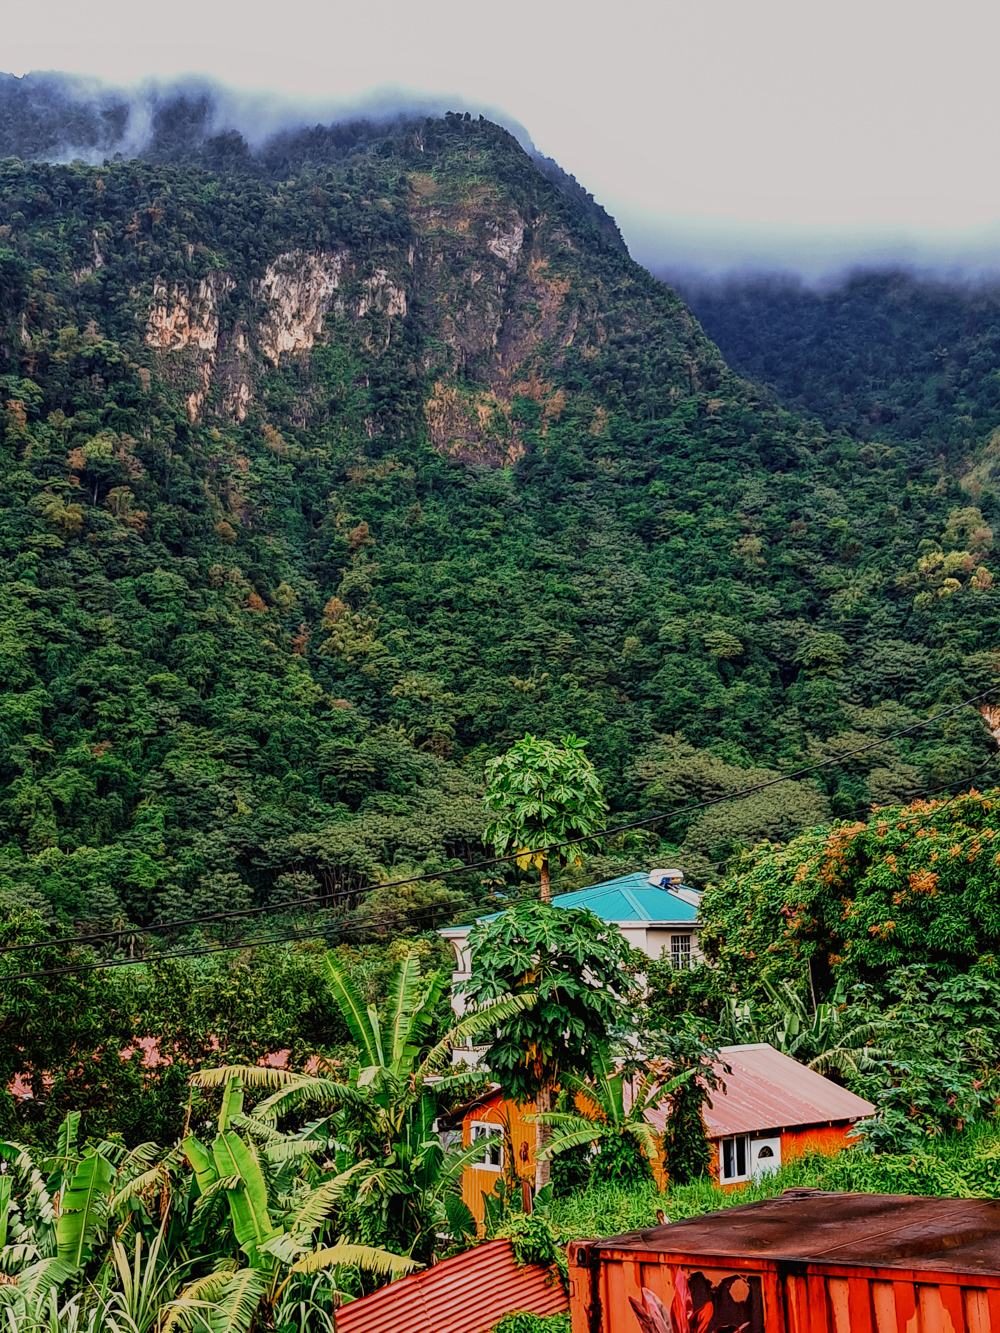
[548, 1124, 1000, 1241]
[490, 1316, 571, 1333]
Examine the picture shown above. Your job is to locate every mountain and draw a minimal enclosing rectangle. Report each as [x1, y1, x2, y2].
[0, 71, 628, 251]
[1, 111, 999, 933]
[676, 268, 1000, 453]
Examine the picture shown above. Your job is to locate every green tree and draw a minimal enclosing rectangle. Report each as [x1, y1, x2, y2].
[459, 902, 637, 1191]
[701, 789, 1000, 999]
[483, 735, 608, 901]
[650, 1023, 725, 1186]
[251, 946, 531, 1263]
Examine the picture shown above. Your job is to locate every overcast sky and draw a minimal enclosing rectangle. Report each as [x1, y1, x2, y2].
[5, 0, 999, 275]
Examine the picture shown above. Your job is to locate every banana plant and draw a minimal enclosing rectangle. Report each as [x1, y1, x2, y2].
[259, 947, 533, 1131]
[242, 947, 535, 1262]
[528, 1045, 696, 1172]
[0, 1113, 132, 1274]
[723, 978, 892, 1078]
[170, 1065, 417, 1331]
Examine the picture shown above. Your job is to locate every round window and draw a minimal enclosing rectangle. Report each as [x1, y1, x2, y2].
[756, 1145, 774, 1158]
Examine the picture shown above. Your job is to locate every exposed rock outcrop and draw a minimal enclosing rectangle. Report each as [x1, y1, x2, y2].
[258, 250, 349, 364]
[145, 271, 234, 420]
[146, 272, 233, 353]
[356, 269, 407, 320]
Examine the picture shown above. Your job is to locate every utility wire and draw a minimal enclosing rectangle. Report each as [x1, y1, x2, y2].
[0, 901, 474, 984]
[679, 749, 1000, 877]
[2, 682, 999, 969]
[4, 750, 1000, 985]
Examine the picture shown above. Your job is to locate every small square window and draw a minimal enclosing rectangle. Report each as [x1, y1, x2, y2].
[670, 935, 692, 970]
[470, 1122, 504, 1170]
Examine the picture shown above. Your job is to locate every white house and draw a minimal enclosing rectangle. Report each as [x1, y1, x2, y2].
[440, 868, 703, 1018]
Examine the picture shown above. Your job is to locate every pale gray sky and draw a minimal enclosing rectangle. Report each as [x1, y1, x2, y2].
[5, 0, 999, 274]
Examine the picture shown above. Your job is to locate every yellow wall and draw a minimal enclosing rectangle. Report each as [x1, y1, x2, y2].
[460, 1094, 536, 1228]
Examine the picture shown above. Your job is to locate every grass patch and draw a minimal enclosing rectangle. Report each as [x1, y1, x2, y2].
[490, 1317, 571, 1333]
[548, 1125, 1000, 1241]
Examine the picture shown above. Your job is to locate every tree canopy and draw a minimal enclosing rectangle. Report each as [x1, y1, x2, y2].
[1, 114, 999, 944]
[483, 734, 608, 899]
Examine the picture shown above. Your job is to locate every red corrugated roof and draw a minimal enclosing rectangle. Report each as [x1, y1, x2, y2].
[334, 1239, 568, 1333]
[647, 1043, 874, 1138]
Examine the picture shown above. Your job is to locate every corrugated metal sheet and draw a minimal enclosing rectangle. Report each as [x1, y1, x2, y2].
[335, 1239, 568, 1333]
[458, 873, 701, 929]
[647, 1043, 875, 1138]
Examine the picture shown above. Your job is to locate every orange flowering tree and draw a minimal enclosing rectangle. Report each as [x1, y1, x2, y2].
[701, 788, 1000, 998]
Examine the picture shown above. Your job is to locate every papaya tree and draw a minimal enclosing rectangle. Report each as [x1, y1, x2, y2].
[482, 733, 608, 901]
[459, 902, 638, 1190]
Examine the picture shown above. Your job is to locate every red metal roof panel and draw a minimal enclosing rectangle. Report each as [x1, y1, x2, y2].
[335, 1239, 568, 1333]
[644, 1043, 875, 1139]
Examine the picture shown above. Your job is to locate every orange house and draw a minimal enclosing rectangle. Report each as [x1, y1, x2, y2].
[445, 1043, 874, 1225]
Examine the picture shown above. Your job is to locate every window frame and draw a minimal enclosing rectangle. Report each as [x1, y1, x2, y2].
[720, 1134, 783, 1183]
[670, 934, 693, 969]
[720, 1133, 750, 1183]
[469, 1120, 504, 1171]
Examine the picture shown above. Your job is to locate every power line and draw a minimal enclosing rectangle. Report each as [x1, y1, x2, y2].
[4, 750, 1000, 986]
[0, 903, 463, 984]
[687, 750, 1000, 876]
[3, 682, 999, 965]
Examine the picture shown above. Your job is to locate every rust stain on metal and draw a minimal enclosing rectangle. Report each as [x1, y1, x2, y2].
[571, 1192, 1000, 1333]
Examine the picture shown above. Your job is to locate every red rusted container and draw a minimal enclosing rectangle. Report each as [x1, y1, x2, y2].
[568, 1189, 1000, 1333]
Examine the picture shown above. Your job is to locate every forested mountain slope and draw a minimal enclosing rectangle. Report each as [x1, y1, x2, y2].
[1, 115, 999, 932]
[677, 269, 1000, 453]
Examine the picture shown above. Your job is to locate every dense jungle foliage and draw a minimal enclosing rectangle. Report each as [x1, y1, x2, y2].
[3, 112, 1000, 947]
[679, 268, 1000, 451]
[4, 81, 1000, 1330]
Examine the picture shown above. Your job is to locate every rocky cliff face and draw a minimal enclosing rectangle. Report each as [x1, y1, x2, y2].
[128, 136, 716, 464]
[257, 250, 349, 364]
[146, 271, 234, 420]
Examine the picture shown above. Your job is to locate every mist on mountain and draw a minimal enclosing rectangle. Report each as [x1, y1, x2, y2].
[675, 266, 1000, 446]
[0, 69, 627, 252]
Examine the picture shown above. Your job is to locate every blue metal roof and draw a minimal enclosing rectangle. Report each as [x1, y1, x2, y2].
[548, 871, 700, 923]
[448, 872, 702, 933]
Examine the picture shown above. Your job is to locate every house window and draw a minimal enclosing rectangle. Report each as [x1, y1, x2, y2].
[720, 1135, 782, 1183]
[720, 1135, 749, 1183]
[470, 1122, 504, 1170]
[670, 935, 692, 969]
